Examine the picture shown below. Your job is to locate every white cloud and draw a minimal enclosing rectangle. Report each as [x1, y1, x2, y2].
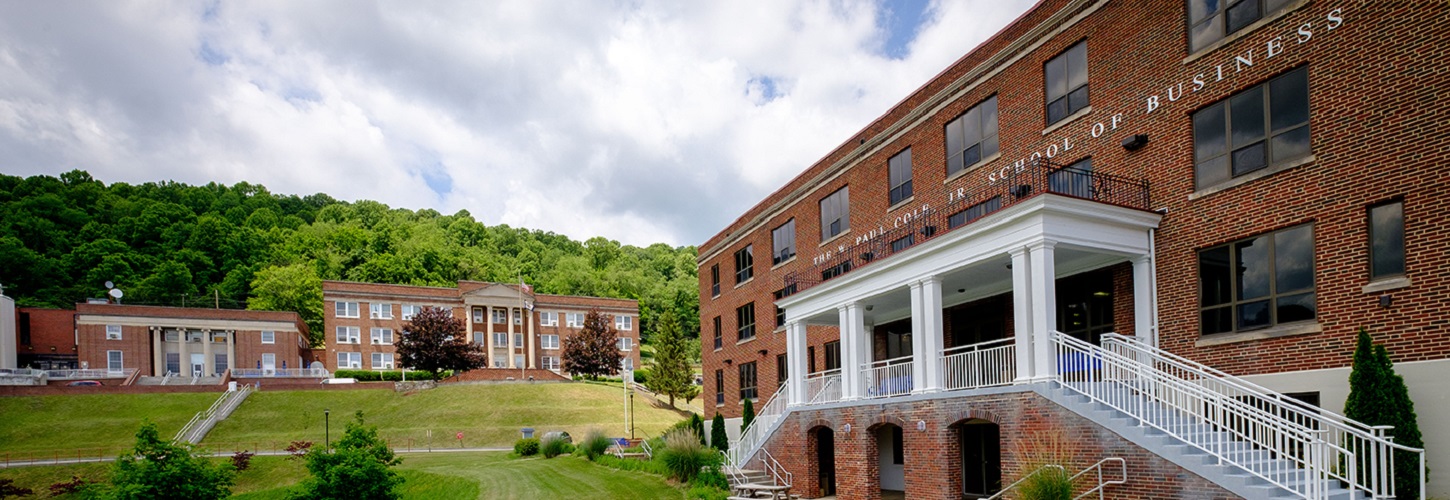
[0, 0, 1033, 247]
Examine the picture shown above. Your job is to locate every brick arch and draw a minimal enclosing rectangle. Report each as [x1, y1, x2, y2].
[865, 413, 909, 432]
[804, 418, 835, 433]
[947, 408, 1004, 427]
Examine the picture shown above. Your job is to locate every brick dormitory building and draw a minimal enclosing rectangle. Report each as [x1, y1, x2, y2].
[320, 280, 640, 377]
[700, 1, 1449, 499]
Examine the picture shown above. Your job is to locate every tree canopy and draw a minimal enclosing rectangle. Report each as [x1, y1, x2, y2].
[0, 170, 700, 345]
[561, 309, 624, 379]
[290, 412, 404, 500]
[395, 306, 485, 377]
[103, 421, 235, 500]
[648, 310, 698, 406]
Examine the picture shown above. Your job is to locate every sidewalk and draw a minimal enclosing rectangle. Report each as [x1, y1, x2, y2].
[0, 446, 512, 469]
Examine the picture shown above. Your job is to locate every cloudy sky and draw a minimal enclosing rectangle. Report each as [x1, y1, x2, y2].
[0, 0, 1034, 247]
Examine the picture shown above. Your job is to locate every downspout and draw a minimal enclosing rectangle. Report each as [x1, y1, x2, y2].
[1148, 227, 1159, 349]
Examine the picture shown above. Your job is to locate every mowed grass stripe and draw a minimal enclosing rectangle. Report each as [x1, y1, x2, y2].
[0, 392, 220, 453]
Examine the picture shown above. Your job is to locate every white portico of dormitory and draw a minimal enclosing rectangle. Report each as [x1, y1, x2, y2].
[72, 303, 311, 378]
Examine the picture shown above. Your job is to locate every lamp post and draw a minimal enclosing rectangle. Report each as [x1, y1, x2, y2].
[324, 409, 331, 451]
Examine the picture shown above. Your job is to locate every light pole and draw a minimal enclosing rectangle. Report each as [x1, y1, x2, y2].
[324, 409, 331, 451]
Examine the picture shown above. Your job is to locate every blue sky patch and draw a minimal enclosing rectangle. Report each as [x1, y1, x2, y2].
[879, 0, 932, 59]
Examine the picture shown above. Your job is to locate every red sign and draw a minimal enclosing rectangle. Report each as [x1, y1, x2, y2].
[456, 432, 464, 440]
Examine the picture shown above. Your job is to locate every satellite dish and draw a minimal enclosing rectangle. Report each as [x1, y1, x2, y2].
[104, 281, 114, 289]
[109, 289, 124, 299]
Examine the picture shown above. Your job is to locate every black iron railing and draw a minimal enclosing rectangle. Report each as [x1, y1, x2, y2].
[783, 159, 1149, 292]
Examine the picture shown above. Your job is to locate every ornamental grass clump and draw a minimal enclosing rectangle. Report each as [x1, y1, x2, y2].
[1011, 428, 1079, 500]
[540, 435, 572, 459]
[580, 429, 614, 461]
[657, 428, 716, 483]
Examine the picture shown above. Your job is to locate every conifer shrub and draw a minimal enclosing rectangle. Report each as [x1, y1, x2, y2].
[1345, 328, 1426, 500]
[710, 414, 728, 452]
[740, 399, 755, 432]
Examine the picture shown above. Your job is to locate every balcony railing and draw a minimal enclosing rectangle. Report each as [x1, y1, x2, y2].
[941, 338, 1016, 391]
[862, 356, 913, 399]
[784, 159, 1149, 292]
[804, 369, 841, 404]
[45, 368, 136, 380]
[231, 368, 331, 378]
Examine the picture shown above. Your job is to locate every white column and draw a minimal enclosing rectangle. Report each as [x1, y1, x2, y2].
[226, 331, 236, 375]
[152, 328, 164, 376]
[507, 308, 517, 369]
[202, 329, 214, 376]
[527, 309, 536, 369]
[1028, 240, 1058, 381]
[908, 280, 928, 393]
[1133, 255, 1156, 348]
[786, 321, 807, 406]
[838, 303, 867, 400]
[178, 329, 190, 376]
[1010, 248, 1034, 382]
[919, 276, 945, 392]
[465, 306, 475, 344]
[484, 305, 494, 366]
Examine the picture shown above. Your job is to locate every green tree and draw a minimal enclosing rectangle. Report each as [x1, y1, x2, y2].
[710, 413, 728, 452]
[290, 412, 404, 500]
[1344, 328, 1425, 500]
[395, 306, 485, 378]
[689, 413, 707, 446]
[649, 310, 695, 407]
[562, 309, 624, 379]
[134, 260, 197, 305]
[104, 421, 235, 500]
[740, 398, 755, 433]
[249, 264, 324, 345]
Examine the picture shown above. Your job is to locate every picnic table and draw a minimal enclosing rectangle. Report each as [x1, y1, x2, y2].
[730, 482, 794, 500]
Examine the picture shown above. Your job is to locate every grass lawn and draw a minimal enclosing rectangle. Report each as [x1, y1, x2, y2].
[0, 392, 221, 454]
[205, 382, 692, 450]
[0, 452, 684, 499]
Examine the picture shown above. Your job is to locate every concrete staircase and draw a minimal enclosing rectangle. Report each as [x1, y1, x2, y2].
[175, 384, 255, 444]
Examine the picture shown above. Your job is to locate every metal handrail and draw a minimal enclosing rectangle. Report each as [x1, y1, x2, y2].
[941, 337, 1013, 355]
[726, 378, 792, 467]
[941, 338, 1016, 391]
[986, 457, 1126, 500]
[757, 447, 793, 488]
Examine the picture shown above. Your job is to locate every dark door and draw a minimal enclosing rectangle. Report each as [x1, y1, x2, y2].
[1056, 269, 1115, 345]
[947, 295, 1008, 348]
[816, 427, 836, 496]
[961, 422, 1001, 497]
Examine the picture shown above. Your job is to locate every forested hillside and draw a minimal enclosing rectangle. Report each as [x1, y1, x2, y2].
[0, 170, 699, 343]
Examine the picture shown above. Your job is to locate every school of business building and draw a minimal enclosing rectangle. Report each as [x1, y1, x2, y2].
[699, 1, 1448, 498]
[320, 281, 640, 377]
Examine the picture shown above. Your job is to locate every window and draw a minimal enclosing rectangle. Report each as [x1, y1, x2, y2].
[1200, 224, 1315, 335]
[215, 353, 228, 374]
[166, 353, 180, 374]
[337, 352, 361, 369]
[105, 325, 122, 340]
[540, 311, 558, 327]
[335, 326, 360, 344]
[888, 148, 913, 205]
[262, 353, 276, 370]
[513, 309, 523, 325]
[621, 357, 634, 371]
[493, 309, 507, 324]
[472, 307, 484, 323]
[212, 332, 227, 343]
[775, 306, 785, 330]
[370, 328, 394, 345]
[106, 350, 123, 372]
[369, 303, 392, 319]
[371, 352, 395, 369]
[777, 353, 788, 388]
[946, 95, 1000, 176]
[824, 341, 841, 371]
[772, 219, 796, 265]
[738, 362, 758, 400]
[617, 337, 634, 351]
[890, 235, 915, 253]
[401, 305, 421, 321]
[734, 245, 754, 284]
[493, 358, 507, 368]
[1193, 67, 1310, 190]
[493, 332, 507, 347]
[820, 186, 850, 240]
[336, 301, 359, 318]
[710, 265, 721, 297]
[1188, 0, 1295, 52]
[715, 369, 725, 406]
[948, 196, 1002, 229]
[712, 316, 722, 350]
[821, 261, 853, 281]
[1045, 41, 1089, 125]
[165, 331, 179, 342]
[541, 334, 560, 350]
[615, 315, 633, 331]
[808, 346, 817, 374]
[473, 332, 483, 345]
[543, 356, 560, 370]
[514, 333, 524, 348]
[566, 313, 584, 328]
[736, 303, 756, 342]
[261, 331, 275, 344]
[1369, 201, 1405, 280]
[1049, 157, 1094, 199]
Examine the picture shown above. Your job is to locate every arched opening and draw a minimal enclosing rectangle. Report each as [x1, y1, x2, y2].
[809, 426, 836, 496]
[956, 419, 1002, 498]
[874, 424, 905, 497]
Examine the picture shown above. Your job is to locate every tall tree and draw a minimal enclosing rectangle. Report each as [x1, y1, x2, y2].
[1345, 328, 1425, 500]
[649, 310, 695, 407]
[291, 412, 403, 500]
[248, 264, 324, 345]
[710, 414, 728, 452]
[562, 309, 624, 379]
[395, 306, 485, 378]
[104, 421, 235, 500]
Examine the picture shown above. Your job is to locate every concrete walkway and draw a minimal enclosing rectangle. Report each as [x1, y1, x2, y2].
[0, 446, 512, 469]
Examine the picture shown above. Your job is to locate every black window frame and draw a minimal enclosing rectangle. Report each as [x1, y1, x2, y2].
[710, 264, 720, 297]
[734, 245, 754, 284]
[736, 303, 756, 342]
[738, 361, 758, 401]
[1199, 224, 1316, 335]
[772, 219, 796, 266]
[1044, 41, 1089, 126]
[948, 196, 1002, 229]
[888, 148, 913, 206]
[1368, 200, 1405, 280]
[890, 234, 915, 253]
[820, 186, 850, 241]
[1192, 66, 1310, 190]
[712, 316, 722, 350]
[808, 345, 817, 374]
[715, 369, 725, 406]
[945, 95, 1000, 176]
[1187, 0, 1296, 53]
[824, 340, 841, 371]
[776, 353, 788, 389]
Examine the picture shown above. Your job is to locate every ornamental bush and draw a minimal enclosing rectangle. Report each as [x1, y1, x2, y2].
[1345, 328, 1426, 500]
[513, 438, 540, 457]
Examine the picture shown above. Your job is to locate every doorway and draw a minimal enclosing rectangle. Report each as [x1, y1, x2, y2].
[1056, 269, 1115, 345]
[190, 353, 204, 377]
[959, 420, 1002, 498]
[813, 427, 836, 496]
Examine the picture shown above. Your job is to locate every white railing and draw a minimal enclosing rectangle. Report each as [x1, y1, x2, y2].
[758, 447, 793, 488]
[941, 338, 1016, 391]
[804, 369, 841, 404]
[987, 457, 1126, 500]
[231, 368, 331, 378]
[1097, 333, 1425, 500]
[862, 355, 913, 399]
[45, 368, 136, 380]
[726, 379, 792, 467]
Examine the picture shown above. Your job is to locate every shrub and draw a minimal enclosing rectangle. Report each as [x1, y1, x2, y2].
[710, 414, 728, 452]
[1011, 429, 1078, 500]
[691, 464, 730, 491]
[332, 369, 445, 382]
[231, 450, 255, 471]
[740, 399, 755, 432]
[632, 369, 650, 385]
[657, 428, 716, 483]
[580, 429, 614, 461]
[1345, 328, 1426, 500]
[285, 441, 314, 460]
[103, 421, 236, 500]
[514, 438, 540, 457]
[48, 476, 86, 496]
[289, 412, 403, 500]
[690, 413, 706, 446]
[541, 436, 572, 458]
[686, 485, 730, 500]
[0, 478, 33, 498]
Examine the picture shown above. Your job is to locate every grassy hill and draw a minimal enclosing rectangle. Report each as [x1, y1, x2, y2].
[205, 382, 690, 450]
[0, 392, 221, 454]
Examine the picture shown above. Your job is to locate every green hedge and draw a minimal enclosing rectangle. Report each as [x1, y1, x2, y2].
[514, 438, 540, 457]
[332, 369, 450, 381]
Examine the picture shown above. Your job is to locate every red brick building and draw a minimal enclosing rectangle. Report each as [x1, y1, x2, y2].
[700, 1, 1448, 498]
[62, 303, 310, 377]
[321, 281, 640, 376]
[14, 307, 78, 370]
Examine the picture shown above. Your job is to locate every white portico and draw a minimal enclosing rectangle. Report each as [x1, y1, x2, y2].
[779, 193, 1161, 406]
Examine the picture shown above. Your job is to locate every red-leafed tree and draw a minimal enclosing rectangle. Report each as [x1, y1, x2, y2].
[396, 306, 485, 378]
[562, 309, 624, 380]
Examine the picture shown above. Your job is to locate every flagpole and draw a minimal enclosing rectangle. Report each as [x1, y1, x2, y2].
[519, 273, 524, 381]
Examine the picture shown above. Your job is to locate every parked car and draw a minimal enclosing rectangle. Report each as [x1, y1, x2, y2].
[67, 380, 102, 386]
[542, 431, 572, 444]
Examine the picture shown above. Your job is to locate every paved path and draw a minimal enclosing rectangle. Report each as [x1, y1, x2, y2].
[0, 446, 512, 469]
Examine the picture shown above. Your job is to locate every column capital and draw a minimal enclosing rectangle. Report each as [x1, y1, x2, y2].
[1009, 246, 1029, 258]
[907, 279, 923, 291]
[919, 275, 942, 286]
[1026, 239, 1059, 252]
